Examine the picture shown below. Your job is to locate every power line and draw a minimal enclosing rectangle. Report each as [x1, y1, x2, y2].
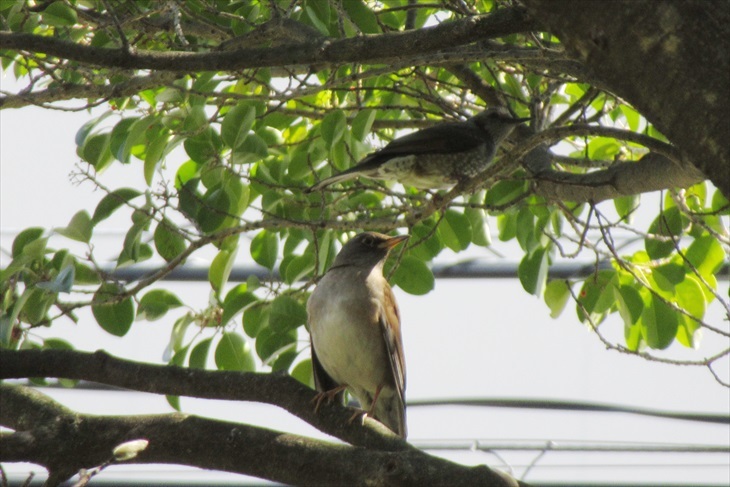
[108, 261, 730, 282]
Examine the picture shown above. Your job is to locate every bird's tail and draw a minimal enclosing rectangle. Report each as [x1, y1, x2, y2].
[304, 168, 361, 193]
[373, 393, 407, 439]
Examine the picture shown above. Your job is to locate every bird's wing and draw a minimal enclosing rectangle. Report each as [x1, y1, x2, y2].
[375, 121, 487, 156]
[310, 336, 345, 404]
[342, 121, 488, 176]
[305, 120, 489, 191]
[380, 282, 406, 405]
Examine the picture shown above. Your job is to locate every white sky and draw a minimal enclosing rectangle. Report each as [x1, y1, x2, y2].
[1, 75, 728, 485]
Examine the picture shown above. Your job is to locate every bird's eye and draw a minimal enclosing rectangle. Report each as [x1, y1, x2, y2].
[362, 236, 374, 247]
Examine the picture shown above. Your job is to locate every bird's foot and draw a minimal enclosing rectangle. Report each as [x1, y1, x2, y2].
[311, 384, 348, 413]
[347, 407, 368, 425]
[347, 384, 384, 424]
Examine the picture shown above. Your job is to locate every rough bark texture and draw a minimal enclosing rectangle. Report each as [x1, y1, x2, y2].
[0, 350, 526, 487]
[521, 0, 730, 195]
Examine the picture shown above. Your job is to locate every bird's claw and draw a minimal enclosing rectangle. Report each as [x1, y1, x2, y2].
[311, 385, 347, 413]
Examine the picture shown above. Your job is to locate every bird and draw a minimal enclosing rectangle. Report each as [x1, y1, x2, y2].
[306, 107, 530, 192]
[307, 232, 409, 438]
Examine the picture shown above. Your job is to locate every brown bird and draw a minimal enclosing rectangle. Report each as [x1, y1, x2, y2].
[307, 232, 408, 438]
[306, 107, 529, 191]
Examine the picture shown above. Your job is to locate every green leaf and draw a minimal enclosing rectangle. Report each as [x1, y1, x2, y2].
[75, 111, 113, 147]
[92, 188, 142, 225]
[184, 127, 221, 164]
[391, 256, 435, 296]
[221, 284, 258, 326]
[640, 293, 678, 349]
[305, 4, 330, 35]
[645, 207, 687, 259]
[342, 0, 380, 33]
[675, 276, 706, 320]
[56, 211, 93, 243]
[515, 206, 536, 253]
[92, 283, 135, 337]
[544, 280, 570, 318]
[587, 137, 621, 159]
[465, 203, 491, 247]
[12, 227, 44, 258]
[166, 394, 181, 411]
[73, 260, 101, 285]
[614, 194, 639, 223]
[497, 209, 518, 241]
[291, 359, 314, 388]
[153, 220, 187, 262]
[676, 314, 701, 349]
[518, 247, 549, 296]
[209, 248, 237, 295]
[197, 186, 232, 233]
[137, 289, 183, 321]
[144, 128, 171, 185]
[619, 105, 640, 132]
[117, 211, 152, 267]
[243, 303, 269, 338]
[684, 235, 725, 278]
[438, 210, 472, 251]
[711, 189, 730, 214]
[168, 314, 193, 355]
[232, 133, 269, 165]
[215, 332, 255, 372]
[108, 117, 138, 164]
[223, 174, 250, 216]
[221, 104, 256, 149]
[576, 270, 616, 324]
[272, 349, 297, 372]
[189, 338, 213, 369]
[270, 295, 308, 333]
[614, 285, 643, 326]
[81, 133, 113, 170]
[20, 288, 55, 326]
[254, 326, 297, 363]
[408, 219, 443, 261]
[351, 109, 376, 140]
[250, 230, 278, 270]
[320, 110, 347, 148]
[42, 1, 78, 26]
[485, 180, 529, 207]
[282, 254, 315, 284]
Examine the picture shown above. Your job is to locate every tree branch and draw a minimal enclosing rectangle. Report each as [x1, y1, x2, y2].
[0, 72, 179, 110]
[0, 348, 402, 452]
[0, 384, 525, 487]
[530, 152, 705, 203]
[520, 0, 730, 196]
[0, 8, 535, 72]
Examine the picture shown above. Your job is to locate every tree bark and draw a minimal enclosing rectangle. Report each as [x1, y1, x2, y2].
[0, 350, 526, 487]
[521, 0, 730, 196]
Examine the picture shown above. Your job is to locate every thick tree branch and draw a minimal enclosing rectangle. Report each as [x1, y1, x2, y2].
[0, 348, 403, 452]
[0, 384, 524, 487]
[0, 8, 536, 72]
[521, 0, 730, 196]
[0, 72, 179, 110]
[530, 152, 705, 203]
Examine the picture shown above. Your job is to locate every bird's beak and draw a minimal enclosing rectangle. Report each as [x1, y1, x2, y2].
[380, 234, 409, 250]
[513, 117, 531, 124]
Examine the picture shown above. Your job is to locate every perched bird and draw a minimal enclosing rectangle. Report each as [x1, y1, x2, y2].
[307, 107, 529, 191]
[307, 232, 408, 438]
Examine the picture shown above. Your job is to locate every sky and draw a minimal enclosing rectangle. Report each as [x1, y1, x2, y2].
[1, 74, 728, 485]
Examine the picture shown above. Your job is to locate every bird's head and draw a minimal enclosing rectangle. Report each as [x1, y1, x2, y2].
[471, 107, 530, 142]
[332, 232, 409, 269]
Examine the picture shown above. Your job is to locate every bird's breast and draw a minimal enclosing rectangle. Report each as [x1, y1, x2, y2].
[372, 145, 496, 189]
[308, 270, 390, 390]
